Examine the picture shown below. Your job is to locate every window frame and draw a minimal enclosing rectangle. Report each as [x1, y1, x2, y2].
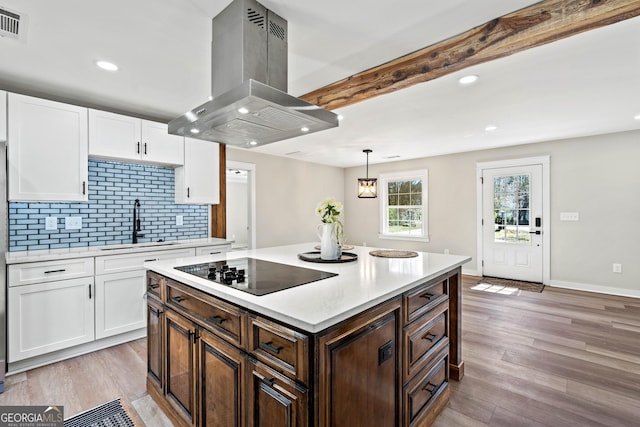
[378, 169, 429, 242]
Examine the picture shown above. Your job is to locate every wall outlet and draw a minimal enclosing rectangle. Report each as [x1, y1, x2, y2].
[613, 263, 622, 273]
[176, 215, 184, 226]
[560, 212, 580, 221]
[65, 216, 82, 230]
[444, 248, 450, 255]
[45, 217, 58, 231]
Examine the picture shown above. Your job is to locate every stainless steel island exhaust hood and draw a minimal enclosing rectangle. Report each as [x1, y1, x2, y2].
[169, 0, 339, 147]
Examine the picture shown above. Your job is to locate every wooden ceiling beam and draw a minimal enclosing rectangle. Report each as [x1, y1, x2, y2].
[300, 0, 640, 111]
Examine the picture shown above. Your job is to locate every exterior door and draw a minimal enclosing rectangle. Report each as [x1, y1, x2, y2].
[482, 165, 543, 282]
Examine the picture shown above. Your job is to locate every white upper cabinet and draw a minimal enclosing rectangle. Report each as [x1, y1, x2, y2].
[89, 109, 184, 166]
[8, 93, 89, 202]
[0, 90, 6, 142]
[175, 138, 220, 205]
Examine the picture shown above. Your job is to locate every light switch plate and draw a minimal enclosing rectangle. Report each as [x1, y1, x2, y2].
[45, 217, 58, 231]
[560, 212, 579, 221]
[65, 216, 82, 230]
[176, 215, 184, 226]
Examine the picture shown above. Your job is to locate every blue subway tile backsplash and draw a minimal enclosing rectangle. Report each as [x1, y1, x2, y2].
[8, 160, 209, 251]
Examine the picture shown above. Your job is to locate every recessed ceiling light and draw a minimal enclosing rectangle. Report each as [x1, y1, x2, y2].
[238, 107, 249, 114]
[96, 60, 118, 71]
[301, 126, 309, 132]
[337, 115, 344, 121]
[189, 128, 200, 134]
[249, 141, 258, 146]
[634, 114, 640, 120]
[485, 125, 497, 132]
[459, 75, 478, 85]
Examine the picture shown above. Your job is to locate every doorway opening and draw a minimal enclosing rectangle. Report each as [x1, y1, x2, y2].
[476, 156, 550, 284]
[226, 161, 256, 250]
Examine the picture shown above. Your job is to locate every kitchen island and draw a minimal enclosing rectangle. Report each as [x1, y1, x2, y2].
[144, 243, 470, 427]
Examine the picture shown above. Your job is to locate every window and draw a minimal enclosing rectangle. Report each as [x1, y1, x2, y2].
[493, 174, 531, 243]
[379, 170, 428, 241]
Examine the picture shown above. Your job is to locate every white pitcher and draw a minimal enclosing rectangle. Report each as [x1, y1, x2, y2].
[316, 223, 340, 260]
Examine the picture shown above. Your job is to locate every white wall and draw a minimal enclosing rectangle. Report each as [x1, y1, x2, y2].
[344, 130, 640, 297]
[226, 147, 345, 249]
[226, 178, 248, 248]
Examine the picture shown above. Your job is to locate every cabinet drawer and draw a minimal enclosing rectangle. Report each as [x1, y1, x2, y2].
[248, 315, 309, 384]
[194, 244, 231, 256]
[166, 279, 245, 347]
[8, 257, 94, 287]
[146, 272, 164, 300]
[96, 248, 195, 274]
[403, 302, 448, 382]
[403, 274, 449, 325]
[404, 347, 449, 427]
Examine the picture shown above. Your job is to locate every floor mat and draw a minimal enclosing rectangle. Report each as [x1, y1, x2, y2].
[475, 276, 544, 293]
[64, 399, 135, 427]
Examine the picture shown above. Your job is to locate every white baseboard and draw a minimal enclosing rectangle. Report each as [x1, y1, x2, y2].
[549, 279, 640, 299]
[462, 267, 481, 277]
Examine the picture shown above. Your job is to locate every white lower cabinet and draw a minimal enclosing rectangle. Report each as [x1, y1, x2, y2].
[8, 277, 95, 362]
[94, 270, 147, 339]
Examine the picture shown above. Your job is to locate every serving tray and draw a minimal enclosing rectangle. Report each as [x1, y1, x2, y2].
[369, 250, 418, 258]
[298, 251, 358, 263]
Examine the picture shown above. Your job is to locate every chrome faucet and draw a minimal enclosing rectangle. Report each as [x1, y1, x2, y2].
[132, 198, 145, 243]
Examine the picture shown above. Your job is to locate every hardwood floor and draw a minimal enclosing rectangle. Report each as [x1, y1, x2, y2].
[0, 276, 638, 426]
[435, 277, 640, 427]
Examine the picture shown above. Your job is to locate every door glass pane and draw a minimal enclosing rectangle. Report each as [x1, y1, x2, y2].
[494, 174, 530, 243]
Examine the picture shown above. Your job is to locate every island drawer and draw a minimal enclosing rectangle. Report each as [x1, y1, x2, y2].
[403, 301, 449, 382]
[166, 279, 246, 348]
[403, 346, 449, 427]
[248, 314, 309, 385]
[146, 272, 164, 300]
[403, 273, 449, 325]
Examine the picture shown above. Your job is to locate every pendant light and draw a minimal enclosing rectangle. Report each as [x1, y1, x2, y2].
[358, 149, 377, 198]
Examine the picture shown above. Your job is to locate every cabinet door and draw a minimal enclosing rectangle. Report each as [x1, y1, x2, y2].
[88, 109, 141, 161]
[165, 310, 197, 426]
[147, 296, 164, 392]
[8, 277, 95, 362]
[95, 270, 147, 339]
[141, 120, 184, 165]
[175, 138, 219, 204]
[318, 300, 401, 427]
[247, 360, 308, 427]
[199, 328, 246, 427]
[8, 93, 88, 201]
[0, 90, 6, 142]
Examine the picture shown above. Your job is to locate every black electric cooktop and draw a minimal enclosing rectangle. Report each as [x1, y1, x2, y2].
[174, 257, 338, 296]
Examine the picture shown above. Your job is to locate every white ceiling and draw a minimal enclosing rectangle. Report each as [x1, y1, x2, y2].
[1, 0, 638, 168]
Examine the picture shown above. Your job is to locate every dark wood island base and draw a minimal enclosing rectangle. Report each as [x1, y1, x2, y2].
[145, 265, 464, 427]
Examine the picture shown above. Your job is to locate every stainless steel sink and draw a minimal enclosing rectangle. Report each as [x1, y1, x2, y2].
[98, 241, 180, 251]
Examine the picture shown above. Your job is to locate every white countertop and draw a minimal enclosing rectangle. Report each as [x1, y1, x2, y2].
[5, 237, 233, 264]
[145, 243, 471, 333]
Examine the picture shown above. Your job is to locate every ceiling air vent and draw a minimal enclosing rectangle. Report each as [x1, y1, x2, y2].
[0, 6, 27, 40]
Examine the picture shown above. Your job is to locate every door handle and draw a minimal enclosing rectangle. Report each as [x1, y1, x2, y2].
[529, 230, 542, 235]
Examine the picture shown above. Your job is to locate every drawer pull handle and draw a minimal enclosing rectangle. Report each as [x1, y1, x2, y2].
[261, 377, 276, 387]
[423, 382, 439, 394]
[44, 269, 66, 274]
[148, 284, 159, 289]
[172, 296, 185, 303]
[419, 292, 435, 300]
[260, 341, 283, 354]
[209, 315, 226, 325]
[209, 252, 221, 255]
[144, 258, 159, 262]
[422, 332, 438, 342]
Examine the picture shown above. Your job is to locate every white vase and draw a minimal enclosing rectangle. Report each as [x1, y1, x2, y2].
[316, 223, 340, 260]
